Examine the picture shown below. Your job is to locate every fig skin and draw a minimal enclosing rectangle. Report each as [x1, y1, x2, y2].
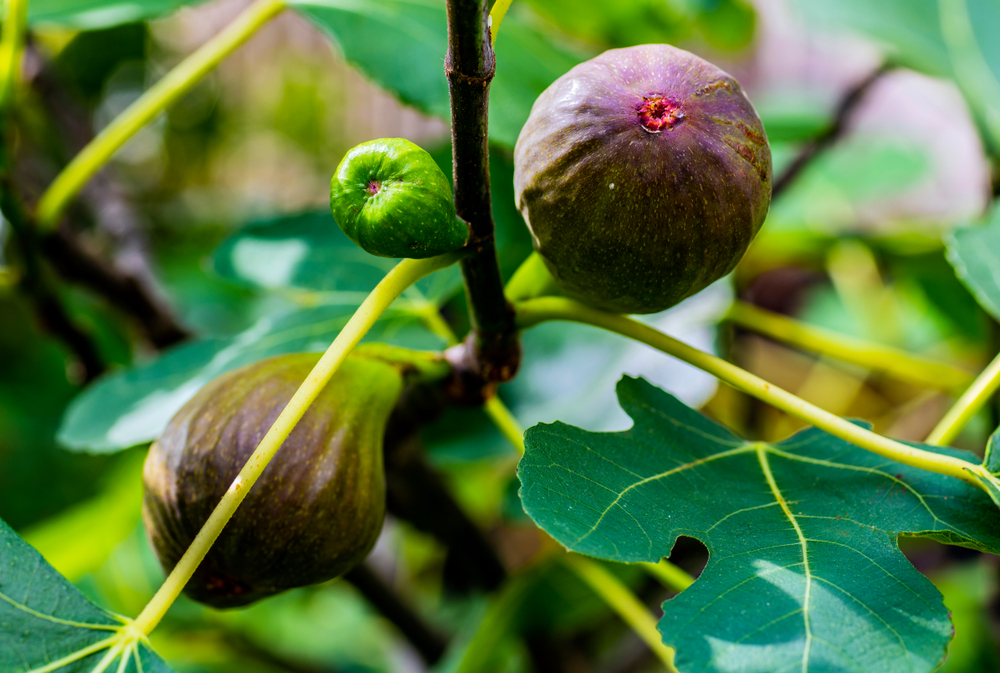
[514, 44, 772, 314]
[142, 352, 401, 609]
[330, 138, 469, 259]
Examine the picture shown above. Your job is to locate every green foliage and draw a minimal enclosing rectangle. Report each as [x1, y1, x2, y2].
[289, 0, 585, 147]
[27, 0, 203, 29]
[56, 304, 441, 453]
[519, 377, 1000, 673]
[211, 210, 462, 298]
[793, 0, 1000, 152]
[0, 515, 173, 672]
[947, 206, 1000, 323]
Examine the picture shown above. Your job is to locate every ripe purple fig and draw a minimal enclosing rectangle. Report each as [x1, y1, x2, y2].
[514, 44, 772, 314]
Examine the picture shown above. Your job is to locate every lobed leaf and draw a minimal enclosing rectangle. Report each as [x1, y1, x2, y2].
[519, 377, 1000, 673]
[0, 516, 172, 672]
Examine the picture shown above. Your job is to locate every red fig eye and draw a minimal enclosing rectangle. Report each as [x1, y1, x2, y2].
[637, 95, 685, 133]
[366, 179, 382, 195]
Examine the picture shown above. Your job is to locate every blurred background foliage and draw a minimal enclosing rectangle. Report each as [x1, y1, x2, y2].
[2, 0, 1000, 670]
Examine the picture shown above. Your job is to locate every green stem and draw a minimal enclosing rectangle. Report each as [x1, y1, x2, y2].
[132, 253, 460, 635]
[515, 297, 990, 492]
[34, 0, 286, 229]
[726, 301, 973, 394]
[504, 251, 560, 303]
[564, 556, 678, 672]
[926, 350, 1000, 446]
[0, 0, 28, 111]
[484, 395, 524, 454]
[639, 560, 694, 594]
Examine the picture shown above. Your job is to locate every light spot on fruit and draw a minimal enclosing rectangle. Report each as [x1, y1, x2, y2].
[637, 95, 685, 133]
[609, 183, 615, 189]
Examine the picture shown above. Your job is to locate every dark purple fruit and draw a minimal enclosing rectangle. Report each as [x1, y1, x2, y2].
[142, 352, 401, 608]
[514, 44, 772, 314]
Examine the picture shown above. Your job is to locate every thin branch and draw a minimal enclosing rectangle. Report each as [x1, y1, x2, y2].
[446, 0, 520, 387]
[772, 63, 893, 199]
[344, 563, 448, 665]
[383, 386, 508, 593]
[24, 45, 191, 349]
[42, 226, 189, 348]
[0, 179, 106, 382]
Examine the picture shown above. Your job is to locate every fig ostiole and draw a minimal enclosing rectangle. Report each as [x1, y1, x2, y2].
[330, 138, 469, 259]
[513, 44, 772, 315]
[142, 351, 405, 609]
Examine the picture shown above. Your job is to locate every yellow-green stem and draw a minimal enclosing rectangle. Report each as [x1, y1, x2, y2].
[488, 0, 514, 47]
[0, 0, 28, 110]
[484, 396, 524, 454]
[132, 253, 460, 635]
[515, 297, 990, 492]
[35, 0, 286, 229]
[726, 301, 973, 394]
[565, 556, 678, 672]
[640, 560, 694, 594]
[927, 350, 1000, 446]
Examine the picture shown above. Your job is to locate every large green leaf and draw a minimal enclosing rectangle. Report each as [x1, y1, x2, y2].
[288, 0, 585, 147]
[519, 377, 1000, 673]
[57, 305, 443, 453]
[0, 516, 172, 672]
[946, 206, 1000, 323]
[28, 0, 203, 29]
[212, 210, 463, 302]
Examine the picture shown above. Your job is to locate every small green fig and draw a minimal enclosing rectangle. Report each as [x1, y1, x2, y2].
[142, 352, 402, 608]
[514, 44, 772, 314]
[330, 138, 469, 259]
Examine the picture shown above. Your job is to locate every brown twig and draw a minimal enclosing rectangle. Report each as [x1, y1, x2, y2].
[383, 384, 508, 594]
[344, 563, 449, 664]
[0, 178, 106, 382]
[23, 44, 191, 349]
[772, 63, 894, 199]
[42, 225, 189, 349]
[446, 0, 520, 389]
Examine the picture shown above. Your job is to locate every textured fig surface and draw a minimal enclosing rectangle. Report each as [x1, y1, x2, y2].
[142, 353, 401, 608]
[330, 137, 468, 259]
[514, 44, 772, 314]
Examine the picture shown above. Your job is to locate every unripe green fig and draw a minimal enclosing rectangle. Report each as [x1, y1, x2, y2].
[514, 44, 772, 314]
[330, 138, 469, 259]
[142, 352, 402, 608]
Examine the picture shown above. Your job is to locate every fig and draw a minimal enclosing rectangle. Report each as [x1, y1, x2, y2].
[513, 44, 772, 314]
[142, 351, 402, 608]
[330, 138, 469, 259]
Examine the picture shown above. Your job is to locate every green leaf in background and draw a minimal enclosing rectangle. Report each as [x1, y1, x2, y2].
[791, 0, 1000, 152]
[212, 210, 462, 301]
[288, 0, 585, 147]
[57, 305, 443, 453]
[0, 516, 173, 672]
[518, 377, 1000, 673]
[946, 206, 1000, 324]
[28, 0, 203, 29]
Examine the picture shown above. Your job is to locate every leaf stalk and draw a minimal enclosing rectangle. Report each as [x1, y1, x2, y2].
[515, 297, 992, 492]
[926, 350, 1000, 446]
[34, 0, 287, 229]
